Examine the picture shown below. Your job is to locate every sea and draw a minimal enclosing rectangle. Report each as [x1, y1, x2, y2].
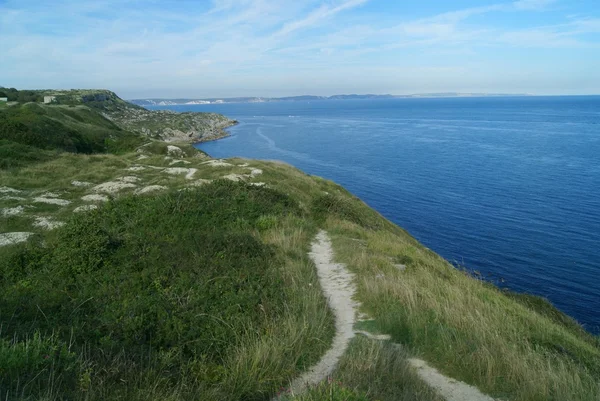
[149, 96, 600, 334]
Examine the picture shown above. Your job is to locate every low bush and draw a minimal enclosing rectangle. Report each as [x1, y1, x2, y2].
[0, 181, 305, 400]
[0, 140, 55, 169]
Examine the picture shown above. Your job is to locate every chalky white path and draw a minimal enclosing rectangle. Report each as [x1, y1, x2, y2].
[285, 230, 358, 395]
[285, 230, 496, 401]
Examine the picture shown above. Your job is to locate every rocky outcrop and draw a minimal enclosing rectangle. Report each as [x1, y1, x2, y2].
[103, 107, 237, 143]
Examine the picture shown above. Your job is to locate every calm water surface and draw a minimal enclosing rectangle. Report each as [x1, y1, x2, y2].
[152, 97, 600, 333]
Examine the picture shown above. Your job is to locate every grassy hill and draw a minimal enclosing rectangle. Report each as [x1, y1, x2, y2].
[0, 88, 236, 150]
[0, 91, 599, 401]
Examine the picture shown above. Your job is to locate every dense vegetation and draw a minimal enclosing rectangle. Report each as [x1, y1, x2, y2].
[0, 88, 44, 103]
[0, 87, 233, 170]
[0, 88, 150, 170]
[0, 87, 235, 144]
[0, 103, 142, 157]
[1, 181, 328, 400]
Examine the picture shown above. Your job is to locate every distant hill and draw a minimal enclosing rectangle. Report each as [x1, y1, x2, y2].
[0, 88, 236, 159]
[130, 92, 530, 106]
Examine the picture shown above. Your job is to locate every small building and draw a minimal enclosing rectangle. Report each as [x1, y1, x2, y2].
[0, 97, 7, 102]
[44, 96, 56, 104]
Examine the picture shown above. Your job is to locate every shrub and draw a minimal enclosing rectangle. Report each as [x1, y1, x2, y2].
[0, 181, 303, 399]
[0, 332, 78, 399]
[312, 193, 383, 230]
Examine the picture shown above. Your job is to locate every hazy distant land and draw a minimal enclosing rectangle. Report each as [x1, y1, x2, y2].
[130, 92, 532, 106]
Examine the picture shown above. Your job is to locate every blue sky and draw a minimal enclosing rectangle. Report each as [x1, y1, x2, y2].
[1, 0, 599, 98]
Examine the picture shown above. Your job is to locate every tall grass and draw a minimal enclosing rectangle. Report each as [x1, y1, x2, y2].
[282, 337, 442, 401]
[3, 142, 599, 400]
[327, 218, 600, 401]
[0, 182, 334, 400]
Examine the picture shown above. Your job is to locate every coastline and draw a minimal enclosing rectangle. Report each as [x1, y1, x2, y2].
[194, 119, 239, 144]
[190, 114, 599, 336]
[2, 102, 598, 399]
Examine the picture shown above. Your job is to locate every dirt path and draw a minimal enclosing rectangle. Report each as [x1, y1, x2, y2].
[285, 230, 497, 401]
[408, 358, 496, 401]
[285, 230, 358, 395]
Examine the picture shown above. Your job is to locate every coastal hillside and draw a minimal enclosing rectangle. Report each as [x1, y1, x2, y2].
[0, 88, 236, 146]
[0, 91, 599, 401]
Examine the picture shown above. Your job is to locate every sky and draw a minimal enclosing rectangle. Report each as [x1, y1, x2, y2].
[1, 0, 599, 98]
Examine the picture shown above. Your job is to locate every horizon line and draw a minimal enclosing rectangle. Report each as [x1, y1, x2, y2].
[127, 92, 600, 100]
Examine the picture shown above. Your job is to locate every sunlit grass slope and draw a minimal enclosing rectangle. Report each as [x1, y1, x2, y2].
[1, 140, 598, 400]
[324, 203, 600, 401]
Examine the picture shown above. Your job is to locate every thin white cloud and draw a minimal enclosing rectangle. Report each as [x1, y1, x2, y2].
[0, 0, 598, 96]
[497, 17, 600, 48]
[273, 0, 369, 37]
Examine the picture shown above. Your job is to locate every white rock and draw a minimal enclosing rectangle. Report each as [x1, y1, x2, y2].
[1, 206, 25, 217]
[33, 217, 65, 230]
[0, 186, 21, 194]
[119, 176, 141, 183]
[202, 159, 233, 167]
[41, 192, 61, 198]
[1, 196, 26, 201]
[250, 182, 266, 187]
[223, 174, 246, 182]
[136, 155, 149, 160]
[92, 181, 136, 194]
[169, 159, 191, 165]
[73, 205, 99, 213]
[248, 168, 263, 177]
[127, 166, 146, 172]
[190, 179, 212, 187]
[0, 232, 34, 246]
[33, 197, 71, 206]
[71, 180, 92, 187]
[81, 194, 109, 202]
[163, 167, 197, 180]
[135, 185, 167, 195]
[167, 145, 184, 157]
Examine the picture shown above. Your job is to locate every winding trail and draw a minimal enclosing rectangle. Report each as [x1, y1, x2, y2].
[286, 230, 497, 401]
[408, 358, 496, 401]
[286, 230, 358, 394]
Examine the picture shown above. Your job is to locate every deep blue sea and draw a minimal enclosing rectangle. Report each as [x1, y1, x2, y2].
[150, 97, 600, 333]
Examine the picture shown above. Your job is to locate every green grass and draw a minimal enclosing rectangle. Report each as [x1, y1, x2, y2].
[326, 219, 600, 401]
[0, 181, 334, 400]
[0, 140, 56, 169]
[1, 136, 599, 401]
[0, 87, 234, 145]
[0, 103, 142, 156]
[282, 337, 443, 401]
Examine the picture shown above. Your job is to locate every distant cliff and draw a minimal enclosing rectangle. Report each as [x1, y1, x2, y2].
[0, 88, 236, 143]
[129, 92, 530, 106]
